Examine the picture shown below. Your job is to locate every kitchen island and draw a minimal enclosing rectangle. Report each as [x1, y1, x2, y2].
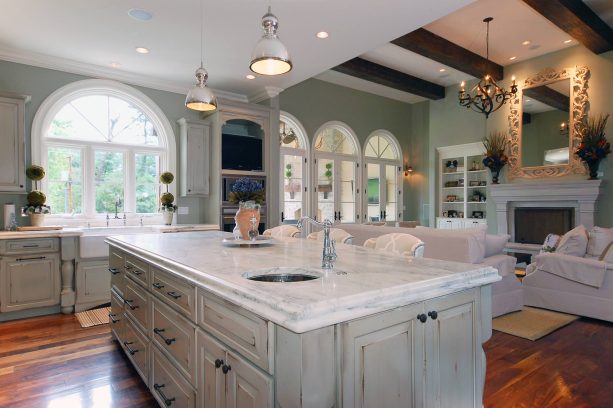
[107, 231, 500, 408]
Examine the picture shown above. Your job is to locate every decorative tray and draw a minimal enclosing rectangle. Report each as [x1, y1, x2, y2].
[222, 236, 273, 246]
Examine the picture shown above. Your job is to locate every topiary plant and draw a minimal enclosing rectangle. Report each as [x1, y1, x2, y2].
[26, 165, 46, 181]
[27, 190, 46, 206]
[285, 164, 292, 181]
[160, 171, 175, 185]
[324, 162, 333, 182]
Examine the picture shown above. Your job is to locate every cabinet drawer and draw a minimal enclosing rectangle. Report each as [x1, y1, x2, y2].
[152, 298, 197, 386]
[125, 254, 149, 288]
[198, 290, 270, 372]
[0, 238, 58, 255]
[122, 315, 149, 383]
[124, 279, 149, 333]
[151, 345, 196, 408]
[151, 267, 196, 320]
[110, 289, 124, 341]
[109, 248, 125, 297]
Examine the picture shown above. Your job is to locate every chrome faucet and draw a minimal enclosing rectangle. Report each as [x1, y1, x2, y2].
[114, 198, 122, 219]
[296, 216, 337, 269]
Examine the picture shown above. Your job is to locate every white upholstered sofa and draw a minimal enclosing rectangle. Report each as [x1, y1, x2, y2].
[339, 224, 520, 317]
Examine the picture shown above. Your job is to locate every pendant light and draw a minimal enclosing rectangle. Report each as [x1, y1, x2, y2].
[186, 0, 217, 111]
[249, 5, 292, 76]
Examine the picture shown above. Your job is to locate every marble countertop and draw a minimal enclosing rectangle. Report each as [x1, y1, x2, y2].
[0, 224, 218, 240]
[107, 231, 501, 333]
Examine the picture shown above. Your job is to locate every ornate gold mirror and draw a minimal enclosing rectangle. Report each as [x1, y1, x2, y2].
[507, 66, 589, 179]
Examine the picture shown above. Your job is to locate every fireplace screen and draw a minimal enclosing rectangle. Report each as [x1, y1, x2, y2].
[514, 208, 574, 244]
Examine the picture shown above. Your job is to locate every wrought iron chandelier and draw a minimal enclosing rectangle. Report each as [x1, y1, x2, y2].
[458, 17, 517, 119]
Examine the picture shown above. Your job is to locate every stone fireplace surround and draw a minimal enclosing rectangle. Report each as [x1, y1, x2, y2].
[489, 179, 603, 242]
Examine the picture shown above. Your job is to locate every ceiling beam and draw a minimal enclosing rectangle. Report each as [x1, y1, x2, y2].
[523, 86, 569, 112]
[521, 0, 613, 54]
[391, 28, 504, 81]
[331, 57, 445, 100]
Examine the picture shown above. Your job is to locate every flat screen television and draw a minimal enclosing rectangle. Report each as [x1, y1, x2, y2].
[222, 134, 263, 171]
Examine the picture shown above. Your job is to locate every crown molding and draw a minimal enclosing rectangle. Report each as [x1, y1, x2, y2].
[0, 45, 248, 103]
[248, 86, 284, 104]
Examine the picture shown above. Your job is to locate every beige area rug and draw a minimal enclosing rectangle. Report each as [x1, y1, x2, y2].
[75, 307, 111, 328]
[492, 307, 579, 341]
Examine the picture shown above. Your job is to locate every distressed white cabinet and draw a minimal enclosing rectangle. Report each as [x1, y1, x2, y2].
[0, 93, 29, 192]
[178, 118, 210, 197]
[75, 260, 111, 312]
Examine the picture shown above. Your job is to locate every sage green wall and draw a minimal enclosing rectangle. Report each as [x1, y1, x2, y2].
[0, 59, 206, 226]
[411, 45, 613, 232]
[279, 78, 416, 221]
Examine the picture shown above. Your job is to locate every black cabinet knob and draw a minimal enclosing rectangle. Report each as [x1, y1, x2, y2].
[428, 311, 438, 320]
[417, 313, 427, 323]
[215, 359, 224, 368]
[222, 364, 232, 374]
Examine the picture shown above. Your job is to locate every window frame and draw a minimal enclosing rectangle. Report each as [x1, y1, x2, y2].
[279, 112, 310, 222]
[31, 79, 176, 225]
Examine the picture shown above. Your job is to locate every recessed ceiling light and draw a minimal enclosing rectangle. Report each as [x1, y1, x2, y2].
[128, 9, 153, 21]
[316, 31, 329, 39]
[135, 47, 149, 54]
[509, 56, 517, 60]
[246, 74, 255, 80]
[522, 40, 531, 46]
[110, 62, 121, 69]
[564, 39, 572, 44]
[439, 68, 446, 72]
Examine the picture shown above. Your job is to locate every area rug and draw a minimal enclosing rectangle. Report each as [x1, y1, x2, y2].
[492, 307, 578, 341]
[75, 306, 111, 328]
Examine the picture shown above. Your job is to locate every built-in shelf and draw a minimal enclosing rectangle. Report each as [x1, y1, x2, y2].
[467, 169, 487, 173]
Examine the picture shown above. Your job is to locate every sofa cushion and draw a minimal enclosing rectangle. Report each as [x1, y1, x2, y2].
[601, 242, 613, 263]
[556, 225, 588, 257]
[485, 234, 510, 257]
[587, 226, 613, 258]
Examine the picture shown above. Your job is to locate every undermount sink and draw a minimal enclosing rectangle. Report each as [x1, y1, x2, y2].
[243, 267, 326, 283]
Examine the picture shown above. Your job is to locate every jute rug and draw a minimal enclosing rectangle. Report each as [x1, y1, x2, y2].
[492, 307, 578, 341]
[75, 306, 111, 328]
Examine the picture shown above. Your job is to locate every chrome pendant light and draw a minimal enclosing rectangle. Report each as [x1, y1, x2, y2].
[249, 5, 292, 76]
[186, 0, 217, 111]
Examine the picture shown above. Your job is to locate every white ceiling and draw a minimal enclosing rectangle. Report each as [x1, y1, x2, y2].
[0, 0, 473, 101]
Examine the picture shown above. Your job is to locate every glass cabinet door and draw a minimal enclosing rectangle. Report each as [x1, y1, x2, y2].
[339, 160, 356, 223]
[385, 164, 398, 222]
[281, 154, 305, 222]
[316, 158, 335, 222]
[366, 163, 381, 222]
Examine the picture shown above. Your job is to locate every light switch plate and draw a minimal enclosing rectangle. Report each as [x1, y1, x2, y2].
[178, 206, 189, 215]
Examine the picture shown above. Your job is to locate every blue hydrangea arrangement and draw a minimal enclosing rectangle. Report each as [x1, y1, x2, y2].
[229, 178, 265, 204]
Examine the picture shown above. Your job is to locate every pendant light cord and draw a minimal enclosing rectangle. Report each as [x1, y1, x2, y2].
[200, 0, 204, 68]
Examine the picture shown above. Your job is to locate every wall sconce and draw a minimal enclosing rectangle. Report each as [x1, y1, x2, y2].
[404, 163, 414, 176]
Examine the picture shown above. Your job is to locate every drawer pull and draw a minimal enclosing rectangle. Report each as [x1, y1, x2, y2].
[108, 268, 120, 275]
[215, 359, 224, 368]
[222, 364, 232, 374]
[22, 244, 39, 248]
[132, 269, 143, 276]
[154, 328, 176, 346]
[16, 256, 46, 262]
[123, 341, 139, 355]
[153, 282, 165, 290]
[108, 313, 119, 324]
[166, 291, 182, 300]
[124, 299, 138, 310]
[153, 383, 176, 406]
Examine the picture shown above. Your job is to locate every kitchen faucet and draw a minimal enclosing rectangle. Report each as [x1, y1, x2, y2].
[296, 216, 337, 269]
[114, 198, 122, 219]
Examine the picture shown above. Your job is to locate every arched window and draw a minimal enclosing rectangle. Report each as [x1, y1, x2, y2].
[312, 122, 360, 223]
[32, 79, 176, 222]
[364, 131, 402, 223]
[279, 112, 309, 222]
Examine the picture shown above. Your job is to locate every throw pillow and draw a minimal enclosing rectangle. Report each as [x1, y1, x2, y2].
[541, 233, 561, 253]
[587, 226, 613, 258]
[485, 234, 510, 257]
[556, 225, 589, 257]
[600, 241, 613, 263]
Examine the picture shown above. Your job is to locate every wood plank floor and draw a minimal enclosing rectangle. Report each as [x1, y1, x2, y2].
[0, 313, 612, 407]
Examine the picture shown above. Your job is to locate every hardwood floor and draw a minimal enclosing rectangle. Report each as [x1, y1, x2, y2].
[0, 313, 611, 407]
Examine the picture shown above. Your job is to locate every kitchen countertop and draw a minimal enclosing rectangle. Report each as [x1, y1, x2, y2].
[107, 231, 500, 333]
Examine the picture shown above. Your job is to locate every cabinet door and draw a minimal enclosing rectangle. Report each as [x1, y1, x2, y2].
[424, 289, 478, 408]
[0, 254, 60, 312]
[197, 330, 227, 408]
[341, 302, 425, 408]
[0, 95, 26, 192]
[181, 121, 210, 196]
[75, 260, 111, 310]
[225, 350, 272, 408]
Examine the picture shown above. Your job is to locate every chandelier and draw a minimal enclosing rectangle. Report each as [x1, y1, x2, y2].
[458, 17, 517, 119]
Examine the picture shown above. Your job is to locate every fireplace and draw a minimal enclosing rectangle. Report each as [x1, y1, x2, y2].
[514, 208, 574, 244]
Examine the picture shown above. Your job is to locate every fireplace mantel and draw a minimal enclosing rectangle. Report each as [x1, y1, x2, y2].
[489, 179, 603, 238]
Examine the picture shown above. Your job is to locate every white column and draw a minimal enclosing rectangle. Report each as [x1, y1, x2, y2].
[60, 236, 77, 314]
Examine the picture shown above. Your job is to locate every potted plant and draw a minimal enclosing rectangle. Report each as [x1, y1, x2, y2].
[283, 164, 301, 199]
[22, 165, 50, 227]
[228, 178, 265, 240]
[159, 171, 177, 225]
[575, 113, 610, 180]
[318, 162, 333, 199]
[482, 131, 509, 184]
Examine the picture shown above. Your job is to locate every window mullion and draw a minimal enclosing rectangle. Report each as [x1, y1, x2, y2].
[125, 149, 135, 214]
[85, 146, 95, 218]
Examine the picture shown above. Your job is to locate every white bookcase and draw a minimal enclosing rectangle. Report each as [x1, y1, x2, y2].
[436, 142, 487, 230]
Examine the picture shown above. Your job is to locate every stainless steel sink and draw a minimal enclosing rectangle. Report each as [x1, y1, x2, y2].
[243, 267, 323, 283]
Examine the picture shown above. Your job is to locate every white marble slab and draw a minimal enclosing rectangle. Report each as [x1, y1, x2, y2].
[107, 231, 501, 333]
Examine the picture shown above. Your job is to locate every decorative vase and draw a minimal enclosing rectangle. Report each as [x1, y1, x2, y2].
[586, 159, 601, 180]
[235, 201, 261, 240]
[29, 213, 44, 227]
[162, 210, 174, 225]
[489, 165, 502, 184]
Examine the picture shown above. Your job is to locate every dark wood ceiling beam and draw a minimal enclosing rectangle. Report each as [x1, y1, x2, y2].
[523, 86, 569, 112]
[391, 28, 504, 81]
[522, 0, 613, 54]
[331, 57, 445, 100]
